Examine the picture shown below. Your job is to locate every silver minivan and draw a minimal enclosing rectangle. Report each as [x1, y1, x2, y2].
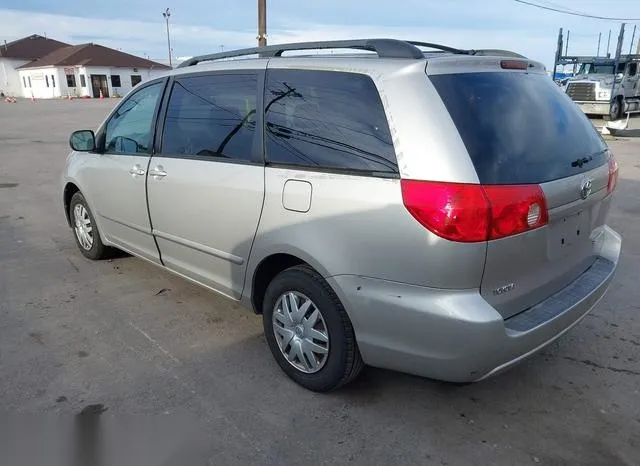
[62, 39, 621, 391]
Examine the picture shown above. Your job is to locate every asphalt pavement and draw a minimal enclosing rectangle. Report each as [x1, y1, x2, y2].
[1, 99, 639, 465]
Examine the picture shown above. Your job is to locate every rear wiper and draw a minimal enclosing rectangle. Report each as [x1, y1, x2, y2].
[571, 156, 592, 168]
[571, 149, 607, 168]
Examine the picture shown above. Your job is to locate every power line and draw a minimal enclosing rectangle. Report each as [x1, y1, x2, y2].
[514, 0, 640, 21]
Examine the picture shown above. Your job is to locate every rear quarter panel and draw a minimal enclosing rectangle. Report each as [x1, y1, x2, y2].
[245, 167, 487, 291]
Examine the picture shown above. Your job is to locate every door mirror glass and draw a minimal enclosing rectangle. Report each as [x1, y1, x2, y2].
[69, 130, 96, 152]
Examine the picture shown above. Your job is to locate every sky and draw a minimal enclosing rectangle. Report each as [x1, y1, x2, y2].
[1, 0, 640, 68]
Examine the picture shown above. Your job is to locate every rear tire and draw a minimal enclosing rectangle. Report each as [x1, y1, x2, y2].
[69, 192, 109, 260]
[262, 265, 364, 392]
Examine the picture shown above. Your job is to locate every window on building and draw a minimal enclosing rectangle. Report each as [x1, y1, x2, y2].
[45, 75, 49, 87]
[80, 75, 86, 87]
[131, 75, 142, 87]
[161, 73, 258, 162]
[51, 75, 55, 87]
[264, 70, 397, 173]
[28, 77, 31, 88]
[628, 63, 638, 77]
[66, 74, 77, 87]
[111, 75, 121, 87]
[104, 82, 164, 154]
[22, 76, 26, 87]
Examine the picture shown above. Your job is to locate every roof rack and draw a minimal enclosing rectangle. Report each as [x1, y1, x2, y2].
[407, 41, 470, 55]
[471, 49, 527, 59]
[178, 38, 470, 68]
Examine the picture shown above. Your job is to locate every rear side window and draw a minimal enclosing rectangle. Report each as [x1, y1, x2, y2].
[430, 72, 608, 184]
[265, 69, 397, 174]
[162, 73, 257, 162]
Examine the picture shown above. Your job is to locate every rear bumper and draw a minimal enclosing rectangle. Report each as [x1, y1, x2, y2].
[328, 226, 621, 383]
[573, 101, 609, 115]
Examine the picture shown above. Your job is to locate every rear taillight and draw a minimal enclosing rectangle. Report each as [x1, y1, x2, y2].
[607, 155, 619, 195]
[401, 180, 548, 243]
[400, 181, 490, 242]
[483, 185, 549, 240]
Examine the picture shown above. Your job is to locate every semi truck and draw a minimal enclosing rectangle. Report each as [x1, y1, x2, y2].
[553, 24, 640, 120]
[558, 55, 640, 119]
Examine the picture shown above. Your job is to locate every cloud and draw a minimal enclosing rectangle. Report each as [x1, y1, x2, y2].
[1, 3, 639, 67]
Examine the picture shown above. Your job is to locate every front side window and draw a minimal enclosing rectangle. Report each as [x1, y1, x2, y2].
[104, 81, 164, 154]
[264, 69, 397, 174]
[161, 73, 258, 162]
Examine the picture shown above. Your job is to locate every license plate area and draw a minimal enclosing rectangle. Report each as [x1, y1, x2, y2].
[548, 210, 592, 258]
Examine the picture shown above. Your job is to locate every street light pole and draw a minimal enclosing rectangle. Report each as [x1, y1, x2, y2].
[258, 0, 267, 47]
[162, 8, 172, 67]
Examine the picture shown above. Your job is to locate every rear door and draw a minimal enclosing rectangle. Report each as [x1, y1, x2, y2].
[430, 68, 614, 318]
[147, 69, 265, 299]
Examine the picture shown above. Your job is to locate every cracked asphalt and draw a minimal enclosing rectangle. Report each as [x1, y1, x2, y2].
[1, 99, 639, 465]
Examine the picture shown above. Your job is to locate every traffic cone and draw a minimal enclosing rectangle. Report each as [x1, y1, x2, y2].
[31, 92, 36, 103]
[99, 89, 104, 100]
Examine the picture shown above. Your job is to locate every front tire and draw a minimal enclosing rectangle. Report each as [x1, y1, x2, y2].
[609, 97, 623, 120]
[69, 192, 109, 260]
[263, 265, 364, 392]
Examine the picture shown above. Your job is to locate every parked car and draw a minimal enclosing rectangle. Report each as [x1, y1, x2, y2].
[62, 39, 621, 392]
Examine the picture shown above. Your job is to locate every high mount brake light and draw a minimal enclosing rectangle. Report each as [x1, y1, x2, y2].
[500, 60, 529, 70]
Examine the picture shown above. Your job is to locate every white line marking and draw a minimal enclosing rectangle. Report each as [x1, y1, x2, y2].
[128, 321, 180, 364]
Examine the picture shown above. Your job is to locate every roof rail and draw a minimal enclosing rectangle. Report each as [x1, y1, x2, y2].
[407, 41, 471, 55]
[471, 49, 527, 59]
[178, 38, 470, 68]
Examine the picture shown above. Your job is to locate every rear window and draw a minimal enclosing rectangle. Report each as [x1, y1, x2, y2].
[430, 72, 608, 184]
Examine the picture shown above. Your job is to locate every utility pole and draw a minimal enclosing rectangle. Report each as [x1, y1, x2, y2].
[597, 32, 602, 56]
[163, 8, 172, 67]
[565, 30, 570, 56]
[607, 29, 612, 57]
[258, 0, 267, 47]
[629, 25, 637, 55]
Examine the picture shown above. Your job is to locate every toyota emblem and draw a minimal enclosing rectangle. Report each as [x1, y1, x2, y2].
[580, 178, 593, 200]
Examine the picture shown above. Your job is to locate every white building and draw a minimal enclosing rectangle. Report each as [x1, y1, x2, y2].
[17, 43, 171, 99]
[0, 34, 70, 97]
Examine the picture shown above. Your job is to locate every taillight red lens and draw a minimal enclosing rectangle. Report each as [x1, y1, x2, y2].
[607, 155, 619, 194]
[400, 180, 490, 242]
[483, 185, 548, 240]
[401, 180, 548, 242]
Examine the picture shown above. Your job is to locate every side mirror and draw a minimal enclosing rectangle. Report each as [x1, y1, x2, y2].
[69, 130, 96, 152]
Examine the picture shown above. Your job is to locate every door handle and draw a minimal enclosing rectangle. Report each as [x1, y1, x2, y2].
[149, 166, 167, 179]
[129, 164, 146, 176]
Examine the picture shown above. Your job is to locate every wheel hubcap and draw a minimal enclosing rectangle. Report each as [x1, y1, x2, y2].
[73, 204, 93, 250]
[272, 291, 329, 374]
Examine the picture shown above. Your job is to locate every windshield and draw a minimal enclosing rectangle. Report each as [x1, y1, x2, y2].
[430, 72, 608, 184]
[577, 63, 619, 75]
